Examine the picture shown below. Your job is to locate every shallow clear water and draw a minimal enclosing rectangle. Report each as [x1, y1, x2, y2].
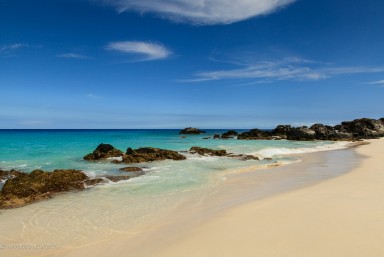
[0, 129, 350, 252]
[0, 129, 347, 193]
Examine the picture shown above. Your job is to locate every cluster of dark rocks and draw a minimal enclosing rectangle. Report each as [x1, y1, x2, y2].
[220, 130, 239, 139]
[0, 168, 143, 209]
[200, 118, 384, 141]
[1, 143, 262, 209]
[83, 143, 186, 163]
[189, 146, 260, 161]
[179, 127, 206, 134]
[83, 143, 124, 160]
[235, 118, 384, 141]
[190, 146, 227, 156]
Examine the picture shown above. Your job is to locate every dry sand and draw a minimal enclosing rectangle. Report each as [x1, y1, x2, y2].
[149, 138, 384, 257]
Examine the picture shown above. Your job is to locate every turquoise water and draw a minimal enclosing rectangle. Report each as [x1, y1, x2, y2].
[0, 130, 351, 251]
[0, 129, 347, 193]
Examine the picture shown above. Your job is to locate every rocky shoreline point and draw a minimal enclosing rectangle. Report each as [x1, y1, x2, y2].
[0, 168, 144, 209]
[235, 118, 384, 141]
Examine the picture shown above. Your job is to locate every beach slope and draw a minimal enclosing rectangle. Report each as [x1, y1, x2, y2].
[153, 138, 384, 257]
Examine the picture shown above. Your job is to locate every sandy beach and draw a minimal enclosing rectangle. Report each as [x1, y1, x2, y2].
[1, 138, 382, 257]
[17, 138, 379, 257]
[147, 138, 384, 257]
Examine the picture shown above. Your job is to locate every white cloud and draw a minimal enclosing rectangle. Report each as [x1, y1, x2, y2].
[0, 43, 27, 54]
[367, 79, 384, 85]
[57, 53, 93, 59]
[184, 58, 384, 82]
[105, 41, 171, 61]
[96, 0, 296, 25]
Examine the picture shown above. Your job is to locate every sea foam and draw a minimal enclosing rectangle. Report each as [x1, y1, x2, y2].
[253, 141, 350, 158]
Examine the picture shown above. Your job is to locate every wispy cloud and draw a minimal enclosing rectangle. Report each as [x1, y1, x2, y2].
[183, 58, 384, 83]
[86, 93, 103, 99]
[367, 79, 384, 85]
[56, 53, 93, 60]
[0, 43, 27, 54]
[95, 0, 296, 25]
[105, 41, 171, 61]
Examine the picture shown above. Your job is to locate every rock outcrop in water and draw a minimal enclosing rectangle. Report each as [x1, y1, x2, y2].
[121, 147, 186, 163]
[0, 169, 88, 209]
[84, 144, 186, 164]
[238, 118, 384, 141]
[221, 130, 239, 139]
[83, 143, 124, 161]
[120, 167, 144, 172]
[190, 146, 227, 156]
[0, 168, 143, 209]
[0, 169, 24, 181]
[237, 129, 273, 140]
[179, 127, 206, 134]
[189, 146, 259, 160]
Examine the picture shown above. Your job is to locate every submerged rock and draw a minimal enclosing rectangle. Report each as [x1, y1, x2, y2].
[179, 127, 206, 134]
[121, 147, 186, 163]
[190, 146, 227, 156]
[105, 176, 133, 183]
[227, 154, 260, 161]
[120, 167, 144, 172]
[83, 143, 124, 161]
[84, 178, 106, 187]
[190, 147, 259, 161]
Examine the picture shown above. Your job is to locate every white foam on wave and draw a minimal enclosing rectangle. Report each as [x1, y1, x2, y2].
[107, 156, 123, 161]
[115, 175, 162, 186]
[82, 170, 99, 178]
[253, 141, 350, 158]
[185, 154, 220, 162]
[143, 167, 159, 172]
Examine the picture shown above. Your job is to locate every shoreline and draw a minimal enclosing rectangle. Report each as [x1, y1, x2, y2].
[140, 138, 384, 257]
[8, 139, 371, 257]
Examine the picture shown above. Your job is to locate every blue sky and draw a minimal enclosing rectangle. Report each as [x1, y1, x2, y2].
[1, 0, 384, 129]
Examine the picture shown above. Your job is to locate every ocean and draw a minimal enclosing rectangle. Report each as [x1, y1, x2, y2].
[0, 129, 351, 252]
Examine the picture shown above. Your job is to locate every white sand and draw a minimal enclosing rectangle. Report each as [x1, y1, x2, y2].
[149, 138, 384, 257]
